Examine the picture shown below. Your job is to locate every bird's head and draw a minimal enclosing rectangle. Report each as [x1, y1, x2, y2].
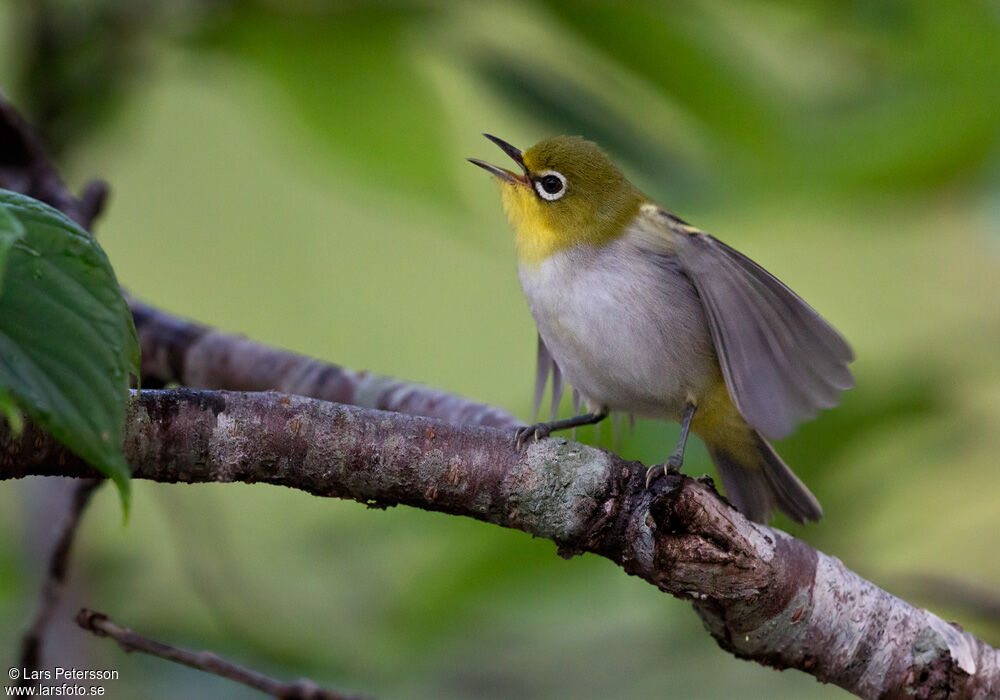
[469, 135, 645, 264]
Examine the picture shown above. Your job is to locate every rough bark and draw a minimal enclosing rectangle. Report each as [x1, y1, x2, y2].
[129, 297, 524, 430]
[3, 389, 997, 699]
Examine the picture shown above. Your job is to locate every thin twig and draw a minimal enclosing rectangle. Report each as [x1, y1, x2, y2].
[16, 479, 102, 689]
[75, 609, 368, 700]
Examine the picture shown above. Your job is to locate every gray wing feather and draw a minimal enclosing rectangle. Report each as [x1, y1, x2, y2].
[677, 233, 854, 440]
[534, 334, 565, 421]
[533, 334, 553, 421]
[550, 361, 564, 420]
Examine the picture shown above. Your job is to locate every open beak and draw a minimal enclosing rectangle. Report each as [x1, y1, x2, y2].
[467, 134, 529, 185]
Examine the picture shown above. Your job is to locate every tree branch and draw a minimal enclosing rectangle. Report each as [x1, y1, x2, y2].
[128, 297, 524, 430]
[0, 99, 107, 229]
[75, 608, 367, 700]
[3, 388, 997, 699]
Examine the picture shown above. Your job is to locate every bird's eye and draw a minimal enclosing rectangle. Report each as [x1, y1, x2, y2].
[534, 171, 567, 201]
[540, 175, 562, 193]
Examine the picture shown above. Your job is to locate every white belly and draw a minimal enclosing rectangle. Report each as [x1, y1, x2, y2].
[518, 233, 718, 421]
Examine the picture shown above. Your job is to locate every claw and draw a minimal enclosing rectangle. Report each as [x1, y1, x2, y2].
[646, 452, 685, 487]
[514, 426, 528, 450]
[645, 463, 664, 488]
[514, 422, 554, 450]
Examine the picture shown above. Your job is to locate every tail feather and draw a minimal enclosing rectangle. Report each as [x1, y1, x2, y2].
[707, 432, 822, 524]
[711, 456, 774, 523]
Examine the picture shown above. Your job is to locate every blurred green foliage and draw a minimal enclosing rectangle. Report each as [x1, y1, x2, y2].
[2, 1, 1000, 698]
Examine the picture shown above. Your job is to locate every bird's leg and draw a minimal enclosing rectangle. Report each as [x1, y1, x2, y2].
[514, 408, 609, 449]
[646, 402, 697, 487]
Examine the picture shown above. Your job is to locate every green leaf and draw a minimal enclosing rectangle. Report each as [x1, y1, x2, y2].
[0, 203, 26, 291]
[0, 189, 137, 514]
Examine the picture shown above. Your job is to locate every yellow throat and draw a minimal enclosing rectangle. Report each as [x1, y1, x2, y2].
[472, 135, 646, 266]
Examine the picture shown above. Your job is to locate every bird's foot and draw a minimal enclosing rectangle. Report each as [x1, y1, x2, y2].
[514, 422, 554, 449]
[644, 454, 683, 488]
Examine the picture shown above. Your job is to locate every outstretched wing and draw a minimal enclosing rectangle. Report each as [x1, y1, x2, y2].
[649, 212, 854, 440]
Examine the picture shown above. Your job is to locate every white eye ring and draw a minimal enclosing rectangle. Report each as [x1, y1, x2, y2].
[534, 170, 567, 201]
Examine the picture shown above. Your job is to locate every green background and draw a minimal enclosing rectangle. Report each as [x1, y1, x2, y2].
[2, 1, 1000, 698]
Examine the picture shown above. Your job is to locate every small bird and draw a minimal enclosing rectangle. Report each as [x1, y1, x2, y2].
[469, 134, 854, 524]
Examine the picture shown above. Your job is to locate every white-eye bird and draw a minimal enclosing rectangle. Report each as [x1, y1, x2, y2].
[469, 134, 854, 524]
